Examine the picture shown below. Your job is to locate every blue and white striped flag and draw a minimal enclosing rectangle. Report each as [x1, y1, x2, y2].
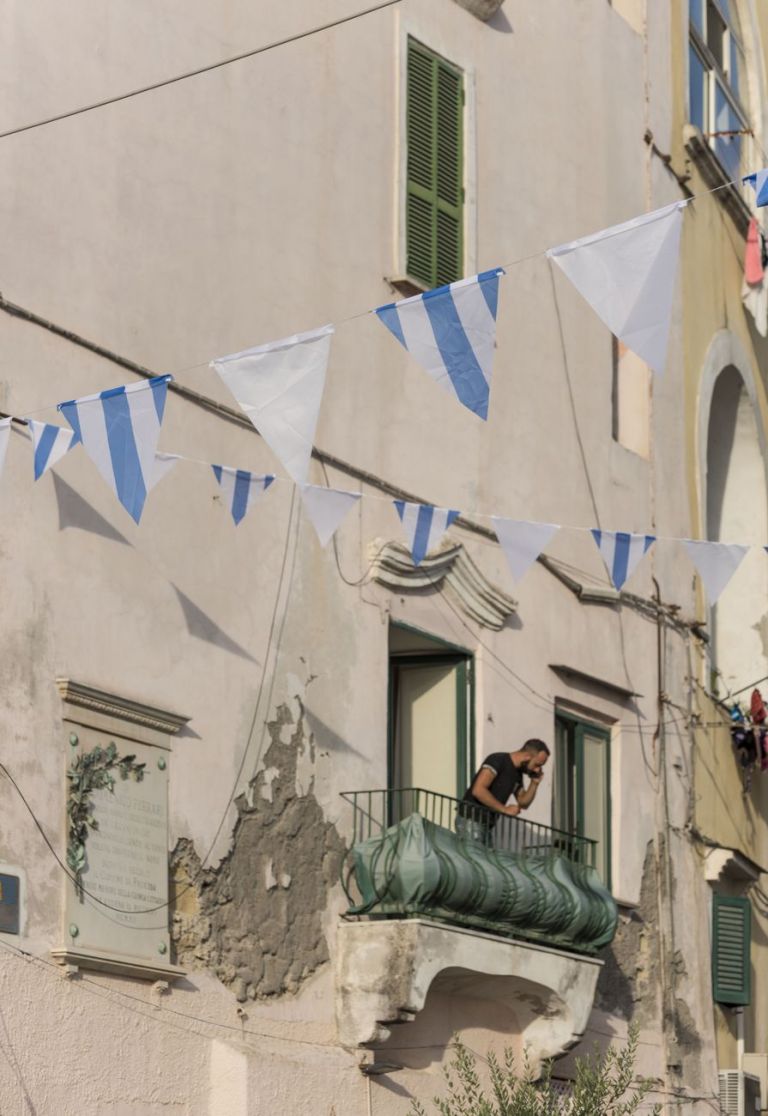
[744, 169, 768, 207]
[212, 465, 275, 525]
[27, 420, 78, 480]
[58, 376, 172, 523]
[394, 501, 459, 566]
[591, 529, 655, 590]
[376, 269, 504, 420]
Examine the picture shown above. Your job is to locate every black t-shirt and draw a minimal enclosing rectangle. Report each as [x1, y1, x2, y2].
[462, 753, 523, 812]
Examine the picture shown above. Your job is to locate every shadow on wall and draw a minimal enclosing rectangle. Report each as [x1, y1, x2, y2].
[171, 585, 259, 664]
[52, 472, 132, 546]
[305, 707, 367, 760]
[487, 7, 513, 32]
[51, 474, 260, 664]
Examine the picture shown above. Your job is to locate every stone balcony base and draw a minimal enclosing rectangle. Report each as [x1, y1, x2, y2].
[336, 918, 602, 1063]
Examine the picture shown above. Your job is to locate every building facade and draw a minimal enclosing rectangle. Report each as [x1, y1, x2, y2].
[0, 0, 764, 1112]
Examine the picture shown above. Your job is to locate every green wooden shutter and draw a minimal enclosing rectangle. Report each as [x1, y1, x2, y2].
[712, 894, 751, 1005]
[406, 40, 463, 288]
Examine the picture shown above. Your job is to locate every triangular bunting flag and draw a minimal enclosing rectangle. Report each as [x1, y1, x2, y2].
[27, 420, 77, 480]
[375, 269, 505, 420]
[682, 540, 748, 604]
[148, 452, 181, 491]
[212, 465, 275, 525]
[300, 484, 361, 547]
[394, 501, 459, 566]
[547, 202, 687, 375]
[744, 169, 768, 207]
[492, 518, 559, 583]
[58, 375, 172, 523]
[211, 325, 333, 488]
[591, 530, 655, 590]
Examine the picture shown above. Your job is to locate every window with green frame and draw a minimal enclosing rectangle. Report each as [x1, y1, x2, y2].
[553, 712, 612, 886]
[712, 893, 751, 1006]
[406, 38, 464, 289]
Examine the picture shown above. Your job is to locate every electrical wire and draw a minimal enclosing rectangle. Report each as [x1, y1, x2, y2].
[0, 936, 341, 1052]
[0, 487, 300, 918]
[0, 1, 403, 142]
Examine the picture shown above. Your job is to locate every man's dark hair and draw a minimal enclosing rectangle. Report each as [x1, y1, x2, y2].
[522, 738, 550, 756]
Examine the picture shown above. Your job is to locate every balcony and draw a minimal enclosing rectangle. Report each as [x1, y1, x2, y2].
[335, 789, 617, 1058]
[339, 788, 617, 954]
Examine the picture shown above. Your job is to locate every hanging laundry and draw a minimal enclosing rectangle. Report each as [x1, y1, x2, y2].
[745, 219, 764, 285]
[750, 687, 767, 724]
[742, 218, 768, 336]
[759, 728, 768, 772]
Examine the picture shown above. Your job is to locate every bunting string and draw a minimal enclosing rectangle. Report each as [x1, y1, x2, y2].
[0, 167, 764, 605]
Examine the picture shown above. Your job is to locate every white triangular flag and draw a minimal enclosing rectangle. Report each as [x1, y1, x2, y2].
[211, 326, 333, 488]
[300, 484, 361, 547]
[547, 202, 687, 375]
[147, 452, 181, 491]
[682, 540, 748, 604]
[492, 518, 559, 582]
[27, 420, 78, 480]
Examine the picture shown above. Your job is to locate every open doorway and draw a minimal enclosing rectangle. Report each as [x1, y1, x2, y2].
[388, 623, 474, 801]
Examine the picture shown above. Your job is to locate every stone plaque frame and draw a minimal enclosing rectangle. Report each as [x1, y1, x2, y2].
[52, 679, 189, 981]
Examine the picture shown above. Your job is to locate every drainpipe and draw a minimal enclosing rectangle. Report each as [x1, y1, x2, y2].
[735, 1007, 745, 1072]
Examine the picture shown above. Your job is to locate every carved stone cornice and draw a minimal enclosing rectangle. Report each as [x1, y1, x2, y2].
[368, 540, 517, 631]
[56, 679, 190, 736]
[452, 0, 505, 20]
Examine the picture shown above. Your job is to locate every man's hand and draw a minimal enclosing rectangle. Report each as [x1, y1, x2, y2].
[503, 803, 521, 817]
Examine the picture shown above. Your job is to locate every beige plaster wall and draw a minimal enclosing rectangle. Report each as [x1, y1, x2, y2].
[0, 0, 723, 1111]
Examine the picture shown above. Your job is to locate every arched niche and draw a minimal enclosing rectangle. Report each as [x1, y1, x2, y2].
[699, 332, 768, 695]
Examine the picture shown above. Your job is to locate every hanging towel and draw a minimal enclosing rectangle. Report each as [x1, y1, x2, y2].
[745, 218, 764, 285]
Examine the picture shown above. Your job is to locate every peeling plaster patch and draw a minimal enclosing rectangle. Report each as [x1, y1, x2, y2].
[596, 843, 659, 1025]
[171, 697, 346, 1001]
[260, 767, 280, 802]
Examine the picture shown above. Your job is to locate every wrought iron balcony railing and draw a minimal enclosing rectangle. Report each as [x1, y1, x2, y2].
[340, 788, 617, 955]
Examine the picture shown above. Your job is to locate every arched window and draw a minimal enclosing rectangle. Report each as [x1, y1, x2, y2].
[706, 366, 768, 694]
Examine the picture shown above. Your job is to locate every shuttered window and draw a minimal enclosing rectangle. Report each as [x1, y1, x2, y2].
[712, 894, 751, 1006]
[406, 39, 464, 289]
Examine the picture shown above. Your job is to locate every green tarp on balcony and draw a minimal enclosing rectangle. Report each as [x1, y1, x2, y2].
[345, 813, 617, 955]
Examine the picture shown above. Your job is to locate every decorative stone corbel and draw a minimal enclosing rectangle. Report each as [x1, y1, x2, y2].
[368, 540, 517, 631]
[336, 919, 602, 1069]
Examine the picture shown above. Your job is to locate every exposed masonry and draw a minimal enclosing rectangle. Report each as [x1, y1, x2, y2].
[596, 840, 703, 1087]
[596, 843, 660, 1025]
[171, 698, 346, 1000]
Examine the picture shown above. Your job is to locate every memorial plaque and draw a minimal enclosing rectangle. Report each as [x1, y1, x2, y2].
[0, 874, 20, 934]
[62, 728, 173, 970]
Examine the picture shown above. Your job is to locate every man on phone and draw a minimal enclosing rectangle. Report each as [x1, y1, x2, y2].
[458, 739, 550, 843]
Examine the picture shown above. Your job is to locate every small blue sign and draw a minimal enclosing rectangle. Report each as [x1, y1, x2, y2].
[0, 874, 20, 934]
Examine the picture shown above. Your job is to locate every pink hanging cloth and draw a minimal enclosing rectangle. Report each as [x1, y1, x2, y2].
[745, 218, 765, 285]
